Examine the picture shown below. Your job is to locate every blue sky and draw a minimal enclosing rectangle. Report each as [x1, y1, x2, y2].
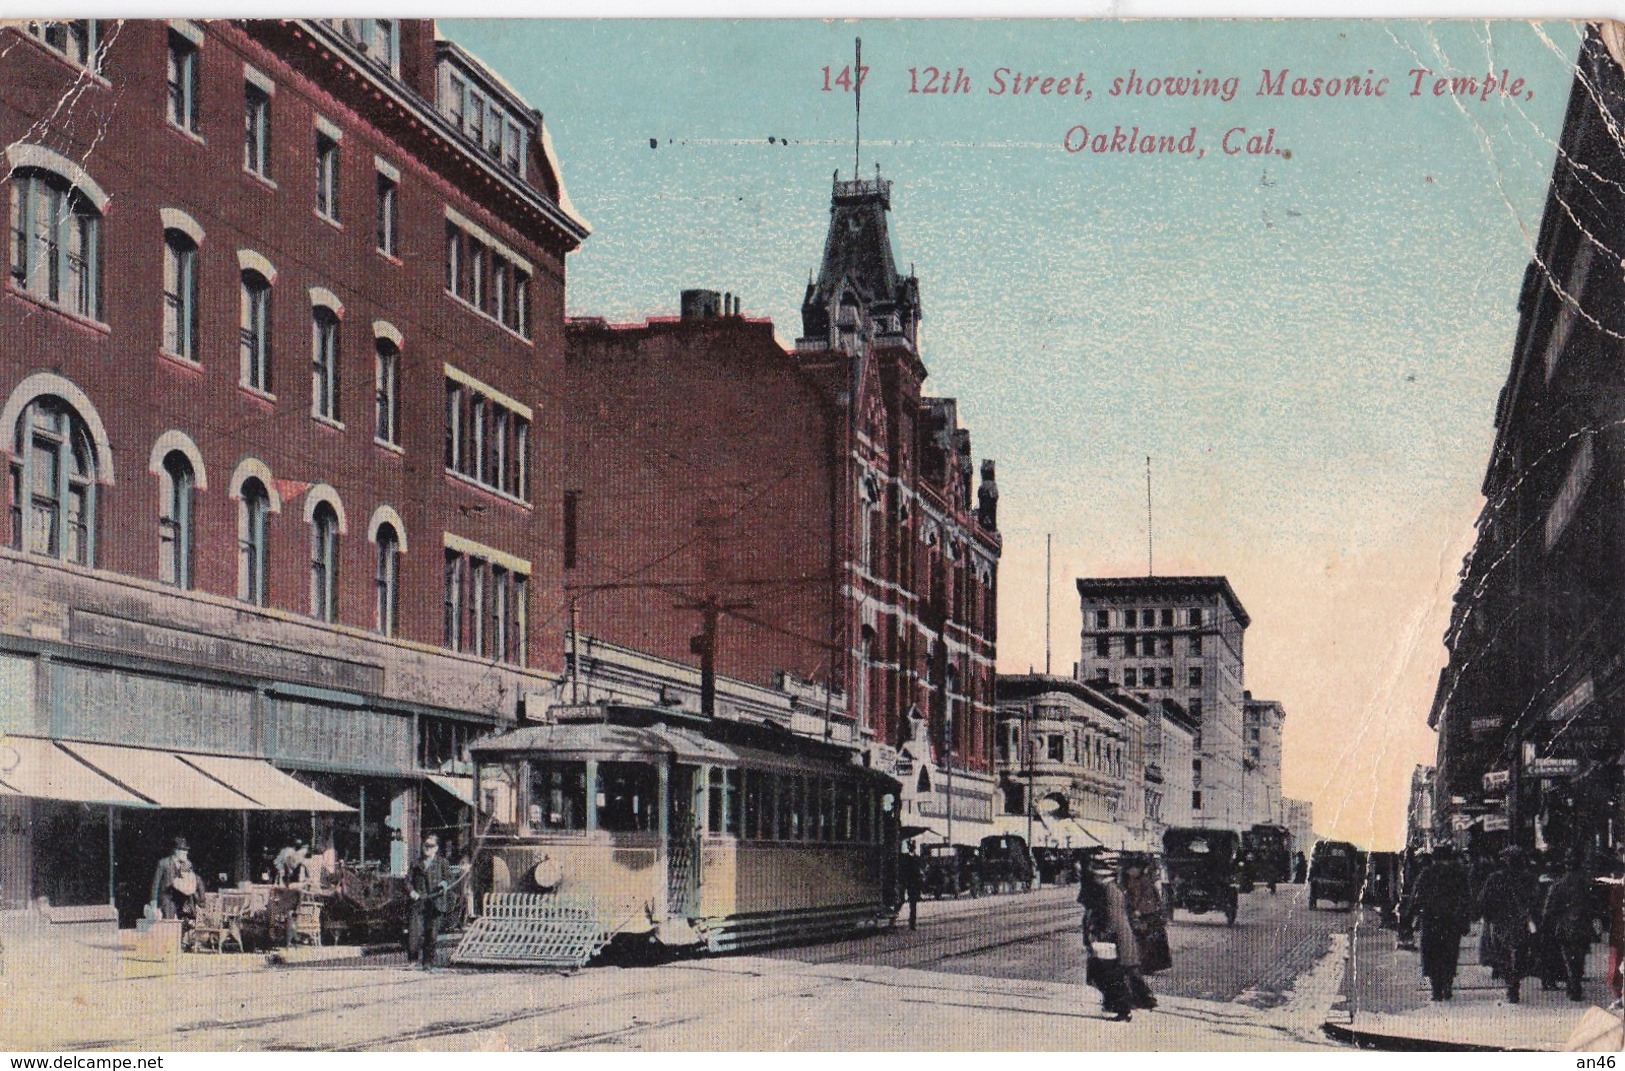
[444, 18, 1584, 845]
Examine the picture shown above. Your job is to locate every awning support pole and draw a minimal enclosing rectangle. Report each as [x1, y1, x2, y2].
[359, 782, 367, 863]
[106, 805, 115, 906]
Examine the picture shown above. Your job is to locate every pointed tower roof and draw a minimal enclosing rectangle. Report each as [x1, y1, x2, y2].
[799, 171, 921, 350]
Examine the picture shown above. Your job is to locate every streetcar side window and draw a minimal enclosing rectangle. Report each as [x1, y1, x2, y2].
[478, 760, 521, 830]
[725, 767, 742, 835]
[821, 778, 836, 842]
[789, 775, 805, 840]
[597, 762, 658, 833]
[527, 760, 587, 832]
[743, 769, 764, 839]
[775, 773, 794, 840]
[836, 780, 853, 842]
[708, 767, 723, 834]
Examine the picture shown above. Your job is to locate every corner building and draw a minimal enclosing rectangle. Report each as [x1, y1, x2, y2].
[0, 19, 585, 921]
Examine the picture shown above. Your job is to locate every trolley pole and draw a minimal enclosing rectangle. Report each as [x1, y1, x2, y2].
[569, 596, 581, 704]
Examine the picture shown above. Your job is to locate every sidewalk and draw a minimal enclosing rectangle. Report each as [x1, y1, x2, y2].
[1325, 912, 1617, 1051]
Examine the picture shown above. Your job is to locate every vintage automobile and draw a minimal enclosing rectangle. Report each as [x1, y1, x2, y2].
[1241, 824, 1293, 892]
[1032, 846, 1081, 885]
[1362, 850, 1402, 925]
[921, 843, 984, 898]
[1308, 839, 1364, 909]
[1162, 827, 1242, 925]
[979, 834, 1036, 893]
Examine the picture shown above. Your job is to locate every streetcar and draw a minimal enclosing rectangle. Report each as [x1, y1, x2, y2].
[455, 702, 901, 967]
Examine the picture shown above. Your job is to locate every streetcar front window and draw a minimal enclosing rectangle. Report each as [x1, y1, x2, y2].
[598, 762, 658, 832]
[478, 760, 521, 831]
[527, 760, 587, 832]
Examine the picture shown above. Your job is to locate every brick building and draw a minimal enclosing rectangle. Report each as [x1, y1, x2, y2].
[563, 173, 1002, 837]
[1076, 576, 1250, 829]
[0, 19, 584, 921]
[1428, 26, 1625, 857]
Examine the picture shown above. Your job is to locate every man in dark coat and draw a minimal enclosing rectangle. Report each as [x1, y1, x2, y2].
[407, 834, 455, 970]
[1543, 852, 1596, 1002]
[1479, 847, 1540, 1002]
[1410, 843, 1473, 1000]
[900, 843, 923, 931]
[149, 837, 195, 920]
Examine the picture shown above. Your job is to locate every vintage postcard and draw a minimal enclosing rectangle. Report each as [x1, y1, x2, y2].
[0, 11, 1618, 1054]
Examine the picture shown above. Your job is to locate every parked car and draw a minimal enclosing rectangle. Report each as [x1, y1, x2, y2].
[1162, 827, 1243, 925]
[1033, 846, 1080, 885]
[921, 843, 983, 898]
[1241, 824, 1293, 892]
[979, 835, 1036, 893]
[1308, 840, 1363, 909]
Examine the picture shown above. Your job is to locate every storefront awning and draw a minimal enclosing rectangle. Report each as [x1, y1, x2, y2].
[427, 774, 474, 807]
[181, 753, 353, 813]
[60, 741, 261, 809]
[0, 737, 154, 807]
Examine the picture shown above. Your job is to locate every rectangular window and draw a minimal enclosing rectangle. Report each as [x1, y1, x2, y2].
[444, 372, 531, 503]
[1161, 608, 1174, 627]
[492, 257, 508, 324]
[503, 121, 522, 173]
[1189, 666, 1204, 688]
[514, 270, 530, 338]
[11, 175, 101, 321]
[166, 32, 200, 134]
[1189, 634, 1203, 655]
[468, 240, 486, 309]
[1160, 667, 1174, 688]
[1094, 635, 1108, 657]
[443, 542, 528, 666]
[527, 761, 586, 832]
[1189, 608, 1204, 626]
[376, 172, 397, 257]
[1047, 735, 1064, 762]
[1124, 668, 1137, 688]
[1141, 608, 1155, 627]
[27, 20, 98, 69]
[244, 85, 270, 177]
[444, 551, 463, 649]
[1192, 791, 1202, 811]
[1095, 609, 1109, 629]
[315, 132, 339, 221]
[445, 223, 462, 296]
[445, 381, 462, 470]
[1189, 698, 1203, 720]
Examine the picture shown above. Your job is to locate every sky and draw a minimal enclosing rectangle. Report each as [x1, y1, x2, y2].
[444, 17, 1585, 849]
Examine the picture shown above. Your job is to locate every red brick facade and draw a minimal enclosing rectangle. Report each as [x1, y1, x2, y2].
[564, 176, 1001, 774]
[0, 19, 583, 668]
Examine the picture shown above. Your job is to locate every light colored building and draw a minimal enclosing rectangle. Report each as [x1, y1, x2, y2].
[1283, 797, 1315, 858]
[1243, 693, 1286, 826]
[1076, 576, 1251, 830]
[1406, 765, 1436, 850]
[1144, 697, 1199, 838]
[994, 674, 1149, 849]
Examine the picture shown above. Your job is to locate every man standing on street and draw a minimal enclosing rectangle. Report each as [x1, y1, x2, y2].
[1542, 848, 1596, 1002]
[901, 842, 922, 931]
[1410, 843, 1473, 1000]
[149, 837, 194, 920]
[407, 833, 454, 971]
[1479, 847, 1540, 1002]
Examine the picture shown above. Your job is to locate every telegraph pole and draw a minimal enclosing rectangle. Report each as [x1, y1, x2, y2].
[679, 503, 751, 718]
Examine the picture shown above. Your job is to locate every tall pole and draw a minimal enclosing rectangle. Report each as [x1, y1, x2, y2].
[1044, 533, 1052, 677]
[1025, 706, 1034, 847]
[854, 37, 862, 179]
[946, 699, 954, 848]
[1146, 456, 1154, 577]
[569, 596, 581, 704]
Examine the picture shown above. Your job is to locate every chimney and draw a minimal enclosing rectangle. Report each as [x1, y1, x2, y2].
[680, 289, 722, 321]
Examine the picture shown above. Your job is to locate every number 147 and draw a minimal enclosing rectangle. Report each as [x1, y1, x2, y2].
[822, 65, 869, 92]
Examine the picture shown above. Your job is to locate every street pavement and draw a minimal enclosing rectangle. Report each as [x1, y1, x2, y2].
[0, 883, 1355, 1051]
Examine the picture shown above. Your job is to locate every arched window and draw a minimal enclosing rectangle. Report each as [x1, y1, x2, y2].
[162, 230, 198, 360]
[374, 338, 399, 446]
[158, 451, 194, 588]
[9, 397, 97, 564]
[310, 501, 339, 622]
[374, 522, 399, 636]
[240, 271, 271, 392]
[238, 478, 269, 605]
[10, 170, 101, 320]
[311, 306, 340, 420]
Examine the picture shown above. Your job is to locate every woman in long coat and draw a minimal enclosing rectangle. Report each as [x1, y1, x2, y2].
[1079, 860, 1138, 1021]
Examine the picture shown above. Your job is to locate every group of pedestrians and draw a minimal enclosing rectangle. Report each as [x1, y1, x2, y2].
[1078, 853, 1171, 1022]
[1402, 842, 1605, 1004]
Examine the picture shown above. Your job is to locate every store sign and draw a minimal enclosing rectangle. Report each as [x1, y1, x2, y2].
[1482, 815, 1510, 832]
[1482, 769, 1510, 792]
[1525, 757, 1580, 778]
[1451, 814, 1475, 831]
[1471, 717, 1502, 735]
[1547, 678, 1594, 723]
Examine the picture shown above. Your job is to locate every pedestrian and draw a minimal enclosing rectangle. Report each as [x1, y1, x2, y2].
[1396, 850, 1427, 950]
[1293, 851, 1308, 885]
[275, 839, 310, 886]
[1077, 855, 1136, 1021]
[901, 842, 922, 931]
[149, 837, 196, 920]
[1123, 856, 1171, 977]
[1479, 847, 1540, 1003]
[407, 833, 455, 971]
[1409, 843, 1472, 1000]
[1542, 849, 1595, 1002]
